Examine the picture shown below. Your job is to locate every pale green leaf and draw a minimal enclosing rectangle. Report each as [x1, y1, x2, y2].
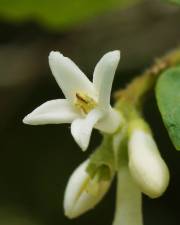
[156, 66, 180, 150]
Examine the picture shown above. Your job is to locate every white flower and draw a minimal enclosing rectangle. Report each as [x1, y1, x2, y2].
[23, 50, 122, 151]
[128, 129, 169, 198]
[64, 160, 112, 218]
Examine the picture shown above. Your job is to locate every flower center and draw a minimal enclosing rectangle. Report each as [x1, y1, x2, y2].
[75, 92, 97, 114]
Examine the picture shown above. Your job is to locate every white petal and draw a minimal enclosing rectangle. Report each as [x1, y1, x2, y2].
[64, 160, 111, 219]
[95, 108, 122, 133]
[49, 51, 95, 103]
[93, 50, 120, 109]
[23, 99, 79, 125]
[71, 109, 103, 151]
[128, 130, 169, 198]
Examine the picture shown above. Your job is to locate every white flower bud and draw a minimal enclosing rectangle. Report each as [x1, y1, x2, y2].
[63, 160, 112, 219]
[128, 129, 169, 198]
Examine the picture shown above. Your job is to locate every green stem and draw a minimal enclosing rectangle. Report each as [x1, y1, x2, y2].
[115, 48, 180, 109]
[112, 166, 143, 225]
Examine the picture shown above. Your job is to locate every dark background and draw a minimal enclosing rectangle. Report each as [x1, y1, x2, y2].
[0, 0, 180, 224]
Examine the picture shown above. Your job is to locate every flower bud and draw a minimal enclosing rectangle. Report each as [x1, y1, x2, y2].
[128, 125, 169, 198]
[63, 160, 112, 219]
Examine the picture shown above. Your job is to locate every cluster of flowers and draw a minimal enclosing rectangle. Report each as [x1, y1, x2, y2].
[23, 51, 169, 221]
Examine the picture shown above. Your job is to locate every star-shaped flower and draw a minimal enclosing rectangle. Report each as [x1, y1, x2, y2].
[23, 50, 122, 150]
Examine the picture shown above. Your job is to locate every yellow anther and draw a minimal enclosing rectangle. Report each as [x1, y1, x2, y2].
[75, 92, 97, 114]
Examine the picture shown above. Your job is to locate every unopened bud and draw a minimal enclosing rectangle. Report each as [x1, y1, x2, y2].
[64, 160, 112, 218]
[128, 121, 169, 198]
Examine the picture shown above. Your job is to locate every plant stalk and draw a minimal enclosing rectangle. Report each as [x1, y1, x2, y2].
[115, 48, 180, 108]
[112, 165, 143, 225]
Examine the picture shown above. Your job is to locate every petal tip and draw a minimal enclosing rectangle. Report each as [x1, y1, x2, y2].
[110, 50, 121, 60]
[64, 210, 75, 219]
[48, 51, 63, 61]
[22, 115, 31, 125]
[71, 122, 89, 151]
[72, 134, 88, 152]
[22, 114, 37, 125]
[101, 50, 120, 66]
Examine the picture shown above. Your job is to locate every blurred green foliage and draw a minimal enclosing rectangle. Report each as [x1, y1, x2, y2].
[173, 0, 180, 3]
[164, 0, 180, 4]
[0, 0, 139, 30]
[156, 66, 180, 150]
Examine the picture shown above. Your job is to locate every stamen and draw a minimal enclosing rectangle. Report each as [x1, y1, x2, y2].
[75, 92, 97, 114]
[76, 93, 89, 104]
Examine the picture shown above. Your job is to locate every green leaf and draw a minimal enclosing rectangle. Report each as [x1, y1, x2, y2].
[0, 0, 140, 30]
[156, 66, 180, 150]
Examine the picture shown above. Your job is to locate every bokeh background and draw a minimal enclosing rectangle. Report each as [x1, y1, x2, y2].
[0, 0, 180, 224]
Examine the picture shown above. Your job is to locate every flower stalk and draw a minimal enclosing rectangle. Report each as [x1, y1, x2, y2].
[114, 48, 180, 108]
[113, 165, 143, 225]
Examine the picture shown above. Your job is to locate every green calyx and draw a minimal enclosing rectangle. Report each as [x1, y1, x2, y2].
[127, 118, 152, 137]
[86, 135, 115, 181]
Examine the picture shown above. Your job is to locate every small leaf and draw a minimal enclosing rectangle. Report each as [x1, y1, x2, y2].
[156, 66, 180, 150]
